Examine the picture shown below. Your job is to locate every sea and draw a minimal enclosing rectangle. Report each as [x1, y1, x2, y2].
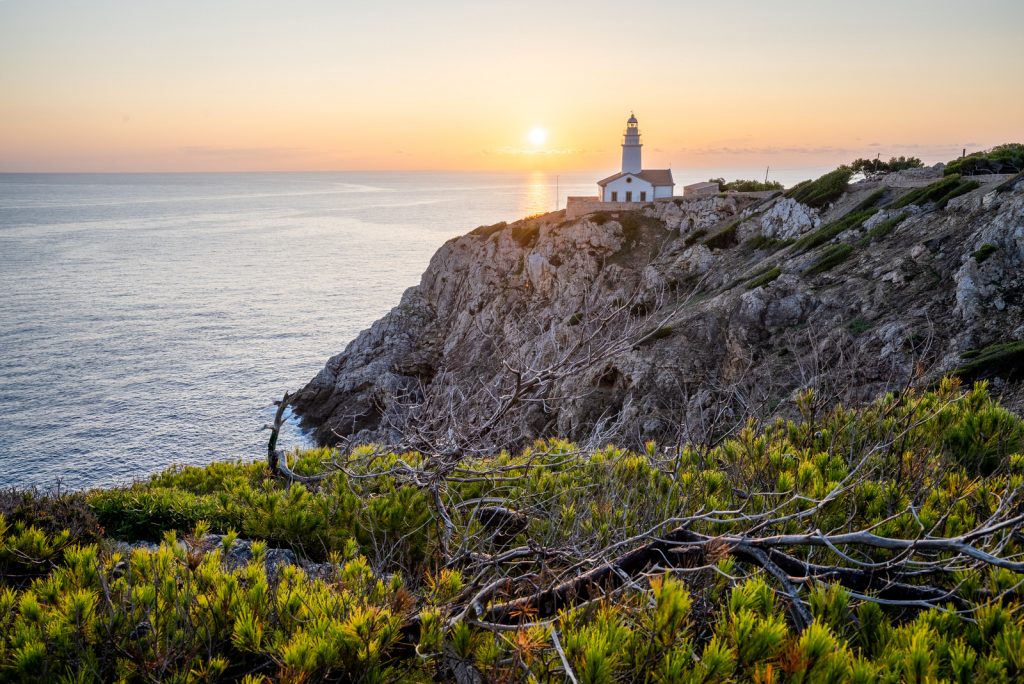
[0, 168, 829, 490]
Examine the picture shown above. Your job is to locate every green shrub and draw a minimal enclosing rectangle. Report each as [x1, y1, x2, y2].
[806, 243, 854, 275]
[848, 318, 871, 335]
[744, 234, 791, 252]
[470, 221, 507, 237]
[511, 221, 540, 247]
[4, 382, 1024, 681]
[746, 266, 781, 289]
[683, 229, 707, 246]
[709, 177, 784, 192]
[953, 341, 1024, 383]
[995, 170, 1024, 193]
[852, 188, 888, 212]
[945, 143, 1024, 176]
[863, 212, 909, 243]
[850, 156, 924, 176]
[973, 243, 998, 264]
[935, 180, 981, 209]
[785, 167, 853, 208]
[890, 175, 962, 209]
[704, 222, 739, 250]
[793, 209, 876, 253]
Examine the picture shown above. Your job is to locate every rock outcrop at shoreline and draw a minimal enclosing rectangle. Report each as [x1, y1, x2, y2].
[292, 172, 1024, 450]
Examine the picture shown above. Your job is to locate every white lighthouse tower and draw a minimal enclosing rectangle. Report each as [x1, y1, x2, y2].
[621, 112, 642, 173]
[595, 113, 675, 203]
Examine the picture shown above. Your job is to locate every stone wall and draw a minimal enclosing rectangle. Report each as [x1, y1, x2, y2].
[565, 197, 646, 219]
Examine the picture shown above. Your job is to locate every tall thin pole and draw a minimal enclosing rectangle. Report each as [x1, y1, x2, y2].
[764, 166, 769, 183]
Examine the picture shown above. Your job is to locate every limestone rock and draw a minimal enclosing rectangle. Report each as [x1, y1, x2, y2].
[292, 178, 1024, 450]
[760, 198, 820, 240]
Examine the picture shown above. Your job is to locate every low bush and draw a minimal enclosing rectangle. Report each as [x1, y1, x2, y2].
[945, 143, 1024, 176]
[793, 209, 876, 253]
[806, 243, 854, 275]
[935, 179, 981, 209]
[3, 383, 1024, 681]
[851, 187, 888, 212]
[746, 266, 781, 289]
[469, 221, 506, 238]
[995, 170, 1024, 193]
[704, 222, 739, 250]
[953, 341, 1024, 383]
[510, 221, 540, 247]
[785, 166, 853, 209]
[683, 228, 707, 246]
[973, 243, 998, 264]
[850, 156, 923, 176]
[890, 175, 962, 209]
[848, 318, 871, 335]
[862, 212, 909, 243]
[709, 177, 784, 192]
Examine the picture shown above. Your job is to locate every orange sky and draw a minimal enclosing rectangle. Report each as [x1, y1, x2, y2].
[1, 0, 1022, 172]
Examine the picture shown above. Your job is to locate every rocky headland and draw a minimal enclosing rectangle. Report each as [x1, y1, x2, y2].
[293, 168, 1024, 451]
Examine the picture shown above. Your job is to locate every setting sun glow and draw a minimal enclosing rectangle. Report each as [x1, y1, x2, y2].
[0, 1, 1021, 172]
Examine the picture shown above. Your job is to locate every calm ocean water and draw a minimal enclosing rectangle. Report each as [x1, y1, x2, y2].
[0, 168, 827, 490]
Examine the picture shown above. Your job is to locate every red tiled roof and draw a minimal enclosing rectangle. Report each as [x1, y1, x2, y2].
[597, 169, 674, 187]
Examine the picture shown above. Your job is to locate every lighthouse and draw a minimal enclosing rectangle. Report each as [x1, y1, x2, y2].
[596, 113, 675, 203]
[621, 113, 642, 173]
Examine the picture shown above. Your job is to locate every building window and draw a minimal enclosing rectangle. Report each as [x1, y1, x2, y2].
[611, 191, 617, 201]
[626, 177, 632, 183]
[626, 191, 632, 201]
[640, 191, 647, 201]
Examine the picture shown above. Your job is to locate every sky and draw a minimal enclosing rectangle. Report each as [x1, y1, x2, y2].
[1, 0, 1022, 173]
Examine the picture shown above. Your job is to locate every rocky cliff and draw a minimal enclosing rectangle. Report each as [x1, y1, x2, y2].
[292, 170, 1024, 451]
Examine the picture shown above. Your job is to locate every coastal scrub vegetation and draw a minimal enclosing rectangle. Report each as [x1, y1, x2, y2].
[785, 167, 853, 209]
[945, 143, 1024, 176]
[849, 156, 924, 177]
[708, 178, 784, 192]
[3, 379, 1024, 681]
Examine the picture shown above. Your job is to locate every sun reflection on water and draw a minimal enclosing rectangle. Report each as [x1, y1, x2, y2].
[518, 171, 555, 217]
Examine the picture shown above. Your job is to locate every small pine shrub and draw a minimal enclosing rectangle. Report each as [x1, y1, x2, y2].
[704, 222, 739, 250]
[511, 222, 540, 247]
[863, 212, 909, 243]
[973, 243, 998, 264]
[470, 221, 507, 237]
[746, 266, 781, 289]
[945, 143, 1024, 176]
[785, 167, 853, 209]
[891, 175, 962, 209]
[806, 243, 854, 275]
[852, 188, 887, 212]
[710, 178, 784, 192]
[953, 341, 1024, 382]
[793, 209, 876, 253]
[935, 180, 981, 209]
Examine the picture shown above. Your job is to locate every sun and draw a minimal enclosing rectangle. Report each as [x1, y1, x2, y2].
[527, 126, 548, 146]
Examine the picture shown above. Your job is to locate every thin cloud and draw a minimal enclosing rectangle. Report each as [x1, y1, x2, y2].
[490, 146, 584, 157]
[179, 146, 306, 159]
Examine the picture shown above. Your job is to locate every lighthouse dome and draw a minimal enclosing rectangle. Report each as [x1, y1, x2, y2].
[627, 113, 638, 124]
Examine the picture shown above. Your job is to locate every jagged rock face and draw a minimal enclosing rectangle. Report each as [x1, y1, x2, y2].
[760, 198, 820, 240]
[293, 180, 1024, 449]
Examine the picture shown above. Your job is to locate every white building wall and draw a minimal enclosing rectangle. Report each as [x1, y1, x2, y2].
[653, 185, 674, 199]
[600, 175, 654, 202]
